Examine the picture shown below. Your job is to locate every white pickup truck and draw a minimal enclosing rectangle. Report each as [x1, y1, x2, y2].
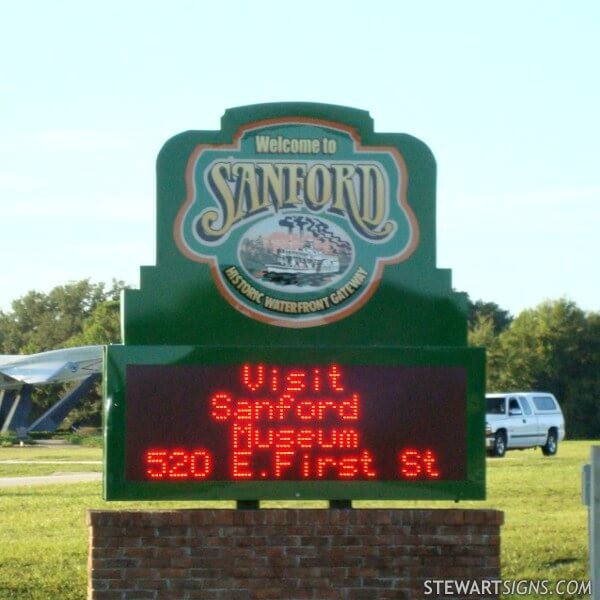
[485, 392, 565, 457]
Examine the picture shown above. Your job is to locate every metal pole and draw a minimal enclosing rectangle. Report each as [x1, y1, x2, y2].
[589, 447, 600, 599]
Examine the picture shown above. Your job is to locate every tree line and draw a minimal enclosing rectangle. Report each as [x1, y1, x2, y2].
[469, 298, 600, 438]
[1, 280, 599, 438]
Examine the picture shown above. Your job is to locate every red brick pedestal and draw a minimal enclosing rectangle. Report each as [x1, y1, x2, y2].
[87, 508, 503, 600]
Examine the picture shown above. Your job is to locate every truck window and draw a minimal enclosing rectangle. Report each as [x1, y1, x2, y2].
[508, 398, 521, 413]
[519, 397, 532, 415]
[486, 397, 506, 414]
[533, 396, 557, 411]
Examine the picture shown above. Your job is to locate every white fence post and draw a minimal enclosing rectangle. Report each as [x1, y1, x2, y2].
[583, 446, 600, 600]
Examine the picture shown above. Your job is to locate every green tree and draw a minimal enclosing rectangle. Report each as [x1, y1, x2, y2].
[495, 299, 586, 391]
[494, 299, 600, 438]
[467, 298, 512, 335]
[62, 298, 123, 427]
[466, 296, 511, 392]
[0, 279, 123, 354]
[69, 299, 121, 347]
[468, 314, 502, 392]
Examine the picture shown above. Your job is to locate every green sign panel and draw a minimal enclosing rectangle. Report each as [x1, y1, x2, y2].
[104, 103, 485, 501]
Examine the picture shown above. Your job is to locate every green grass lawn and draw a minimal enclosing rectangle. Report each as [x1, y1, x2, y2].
[0, 445, 102, 477]
[0, 441, 593, 599]
[0, 445, 102, 462]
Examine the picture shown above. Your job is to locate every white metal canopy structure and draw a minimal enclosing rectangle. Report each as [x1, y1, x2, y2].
[0, 346, 104, 433]
[0, 346, 103, 390]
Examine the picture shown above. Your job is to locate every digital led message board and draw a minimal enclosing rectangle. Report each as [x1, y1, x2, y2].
[104, 346, 485, 501]
[128, 363, 465, 482]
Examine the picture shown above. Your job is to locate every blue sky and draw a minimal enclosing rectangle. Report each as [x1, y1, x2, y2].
[1, 0, 598, 316]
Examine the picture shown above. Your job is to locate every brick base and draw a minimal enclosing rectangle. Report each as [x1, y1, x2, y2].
[87, 508, 503, 600]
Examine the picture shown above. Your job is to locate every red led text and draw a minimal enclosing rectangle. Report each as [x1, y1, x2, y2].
[213, 364, 376, 480]
[145, 448, 213, 480]
[399, 449, 441, 479]
[140, 364, 446, 483]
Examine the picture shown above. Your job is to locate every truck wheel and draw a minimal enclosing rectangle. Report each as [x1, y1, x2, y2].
[542, 430, 558, 456]
[492, 432, 506, 457]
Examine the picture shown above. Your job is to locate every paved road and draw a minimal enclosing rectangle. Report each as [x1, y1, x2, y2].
[0, 471, 102, 487]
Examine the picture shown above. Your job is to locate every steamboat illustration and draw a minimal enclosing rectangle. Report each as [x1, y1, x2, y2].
[239, 215, 353, 289]
[264, 240, 340, 285]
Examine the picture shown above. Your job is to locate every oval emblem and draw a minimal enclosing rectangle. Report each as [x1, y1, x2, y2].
[174, 116, 419, 327]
